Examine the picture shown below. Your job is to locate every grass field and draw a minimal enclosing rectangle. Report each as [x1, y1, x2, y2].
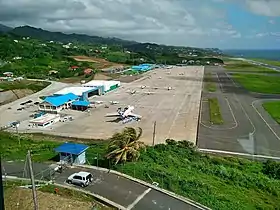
[251, 58, 280, 67]
[0, 80, 50, 92]
[224, 61, 278, 73]
[2, 132, 280, 209]
[0, 132, 108, 163]
[263, 101, 280, 124]
[233, 74, 280, 94]
[208, 98, 223, 124]
[204, 73, 216, 92]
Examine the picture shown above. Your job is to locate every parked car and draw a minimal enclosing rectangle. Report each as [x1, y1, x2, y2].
[66, 171, 93, 187]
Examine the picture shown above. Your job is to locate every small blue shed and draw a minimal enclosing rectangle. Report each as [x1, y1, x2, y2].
[54, 142, 89, 165]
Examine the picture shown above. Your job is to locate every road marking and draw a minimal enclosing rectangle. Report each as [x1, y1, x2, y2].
[198, 148, 280, 161]
[251, 99, 280, 141]
[225, 72, 239, 87]
[127, 188, 151, 210]
[215, 73, 224, 92]
[233, 94, 256, 135]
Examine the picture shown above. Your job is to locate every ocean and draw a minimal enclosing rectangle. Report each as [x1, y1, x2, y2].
[222, 49, 280, 61]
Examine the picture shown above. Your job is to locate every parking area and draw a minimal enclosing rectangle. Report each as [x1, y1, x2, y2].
[55, 166, 201, 210]
[0, 81, 70, 128]
[40, 66, 204, 144]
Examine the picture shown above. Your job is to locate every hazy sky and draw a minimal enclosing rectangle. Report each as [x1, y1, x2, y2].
[0, 0, 280, 49]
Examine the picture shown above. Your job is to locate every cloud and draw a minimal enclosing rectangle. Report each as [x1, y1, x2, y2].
[244, 0, 280, 17]
[2, 0, 277, 49]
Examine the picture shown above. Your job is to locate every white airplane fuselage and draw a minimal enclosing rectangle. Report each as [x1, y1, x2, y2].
[122, 105, 134, 117]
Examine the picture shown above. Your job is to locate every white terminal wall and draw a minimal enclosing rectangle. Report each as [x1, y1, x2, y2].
[82, 80, 120, 92]
[29, 114, 60, 127]
[54, 86, 95, 97]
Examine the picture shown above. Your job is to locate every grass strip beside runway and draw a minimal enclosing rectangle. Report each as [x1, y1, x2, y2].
[224, 61, 278, 73]
[208, 98, 223, 124]
[263, 101, 280, 124]
[233, 73, 280, 94]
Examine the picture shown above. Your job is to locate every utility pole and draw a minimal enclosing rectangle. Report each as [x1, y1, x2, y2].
[249, 132, 254, 161]
[27, 151, 39, 210]
[152, 121, 157, 146]
[0, 156, 5, 210]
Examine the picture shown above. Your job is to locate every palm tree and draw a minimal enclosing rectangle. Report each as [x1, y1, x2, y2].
[105, 127, 146, 165]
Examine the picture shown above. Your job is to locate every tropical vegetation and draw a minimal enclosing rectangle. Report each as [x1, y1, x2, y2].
[1, 130, 280, 209]
[105, 127, 145, 165]
[0, 25, 224, 80]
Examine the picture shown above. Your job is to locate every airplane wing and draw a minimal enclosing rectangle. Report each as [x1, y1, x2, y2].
[128, 113, 142, 118]
[106, 112, 120, 117]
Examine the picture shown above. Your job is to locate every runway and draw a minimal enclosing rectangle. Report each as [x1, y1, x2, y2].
[198, 66, 280, 158]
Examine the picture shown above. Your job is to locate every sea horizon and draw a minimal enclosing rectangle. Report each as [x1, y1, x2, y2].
[222, 49, 280, 61]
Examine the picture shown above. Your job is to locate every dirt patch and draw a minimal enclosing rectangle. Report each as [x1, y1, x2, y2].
[94, 73, 112, 80]
[5, 187, 93, 210]
[117, 74, 143, 83]
[0, 89, 34, 106]
[71, 56, 125, 70]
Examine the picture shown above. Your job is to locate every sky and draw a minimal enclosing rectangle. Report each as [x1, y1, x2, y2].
[0, 0, 280, 49]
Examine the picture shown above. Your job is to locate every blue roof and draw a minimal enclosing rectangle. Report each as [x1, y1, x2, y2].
[44, 93, 78, 106]
[72, 100, 90, 106]
[54, 142, 89, 155]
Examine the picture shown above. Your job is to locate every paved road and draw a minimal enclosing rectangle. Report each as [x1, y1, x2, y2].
[198, 66, 280, 157]
[2, 161, 204, 210]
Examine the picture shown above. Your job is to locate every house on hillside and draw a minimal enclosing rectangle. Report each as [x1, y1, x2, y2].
[3, 72, 13, 77]
[69, 66, 79, 71]
[84, 68, 93, 75]
[49, 70, 58, 75]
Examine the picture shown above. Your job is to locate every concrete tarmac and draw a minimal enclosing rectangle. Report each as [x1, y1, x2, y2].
[198, 66, 280, 157]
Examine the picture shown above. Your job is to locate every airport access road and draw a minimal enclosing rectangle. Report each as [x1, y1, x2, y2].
[2, 161, 206, 210]
[198, 66, 280, 158]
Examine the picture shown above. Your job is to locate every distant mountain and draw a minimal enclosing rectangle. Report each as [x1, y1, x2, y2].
[0, 24, 12, 32]
[9, 25, 137, 46]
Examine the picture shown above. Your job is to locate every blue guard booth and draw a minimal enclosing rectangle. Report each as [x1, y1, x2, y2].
[54, 142, 89, 165]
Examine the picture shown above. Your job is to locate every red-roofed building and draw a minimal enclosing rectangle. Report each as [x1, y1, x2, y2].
[69, 66, 79, 71]
[84, 68, 93, 75]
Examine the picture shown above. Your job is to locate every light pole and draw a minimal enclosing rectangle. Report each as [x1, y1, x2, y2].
[0, 156, 5, 210]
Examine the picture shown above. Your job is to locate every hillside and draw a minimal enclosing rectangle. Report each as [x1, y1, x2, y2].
[0, 23, 12, 32]
[10, 25, 137, 46]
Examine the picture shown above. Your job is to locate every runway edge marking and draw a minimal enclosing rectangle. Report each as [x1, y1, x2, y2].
[251, 99, 280, 141]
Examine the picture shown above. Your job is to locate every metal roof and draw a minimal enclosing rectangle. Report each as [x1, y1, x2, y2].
[54, 142, 89, 155]
[72, 100, 90, 106]
[44, 93, 78, 106]
[54, 86, 98, 96]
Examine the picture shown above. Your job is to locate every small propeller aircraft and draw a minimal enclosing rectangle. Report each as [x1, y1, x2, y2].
[106, 105, 142, 122]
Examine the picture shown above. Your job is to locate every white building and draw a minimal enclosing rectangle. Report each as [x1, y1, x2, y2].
[54, 86, 103, 97]
[29, 114, 60, 127]
[39, 93, 78, 113]
[82, 80, 120, 93]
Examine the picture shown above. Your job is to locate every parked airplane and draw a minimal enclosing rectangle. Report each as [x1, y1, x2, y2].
[106, 105, 142, 121]
[127, 90, 136, 94]
[144, 91, 155, 95]
[110, 101, 119, 105]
